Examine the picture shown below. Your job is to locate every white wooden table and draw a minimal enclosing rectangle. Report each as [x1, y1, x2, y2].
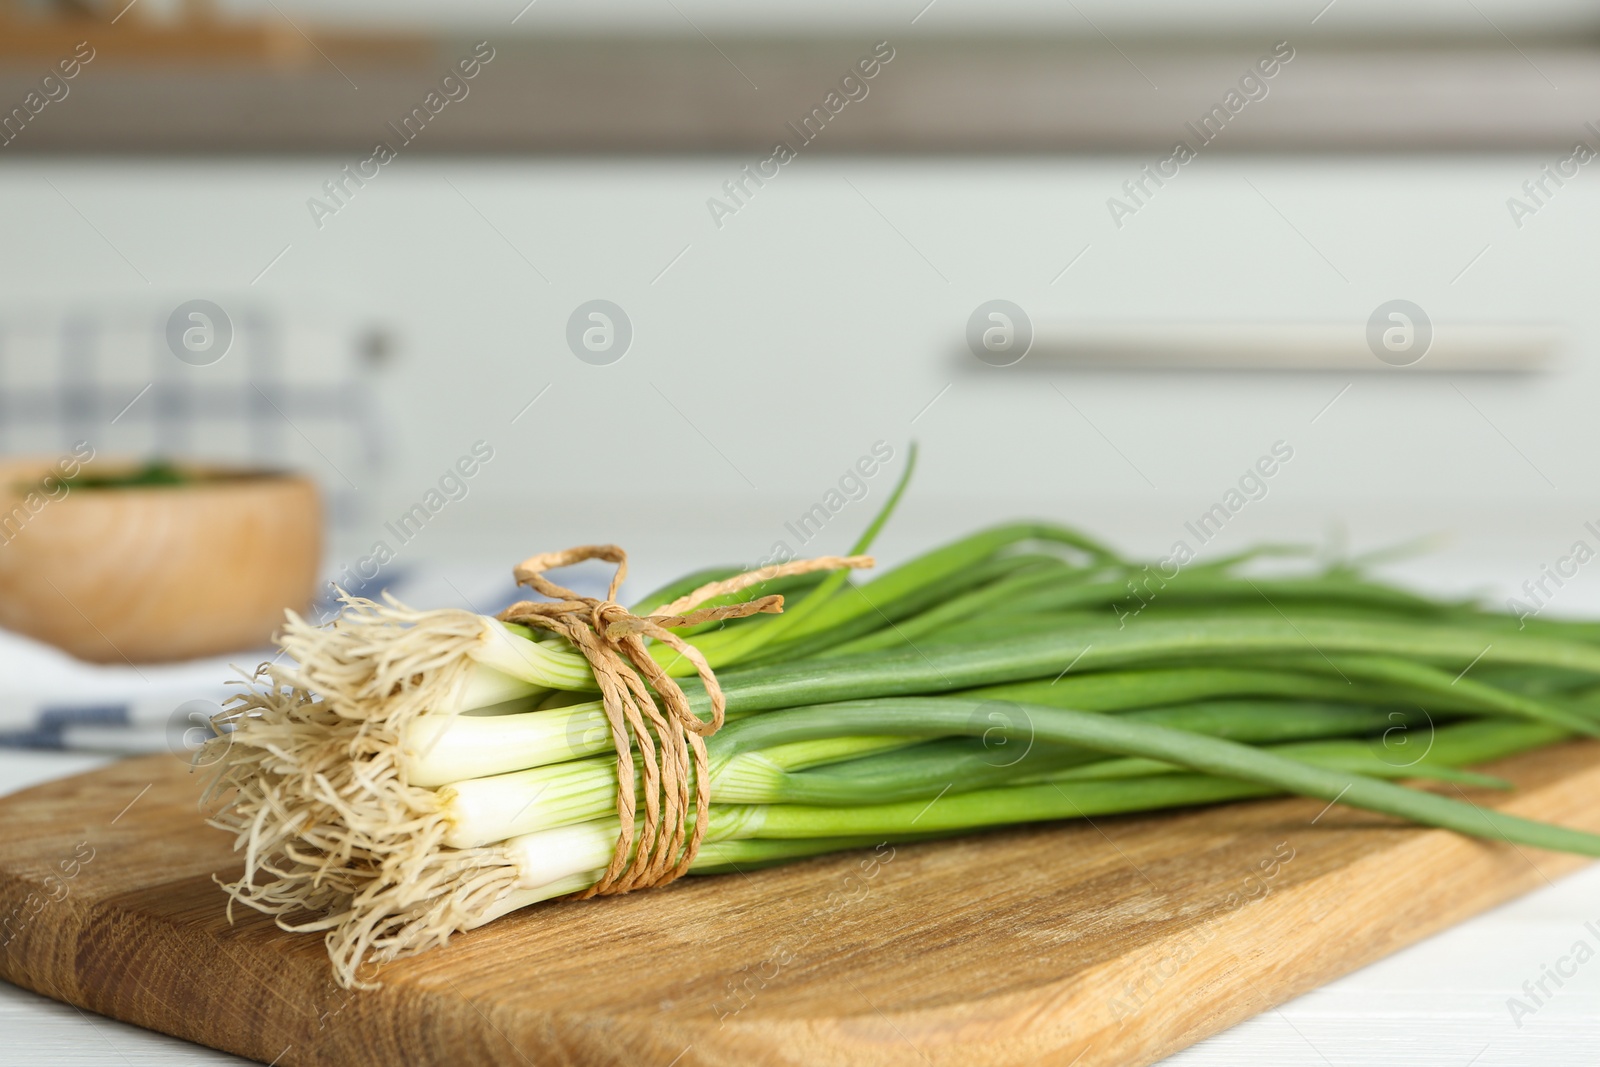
[3, 748, 1598, 1066]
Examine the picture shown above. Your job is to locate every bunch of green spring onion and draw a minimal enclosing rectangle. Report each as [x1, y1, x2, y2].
[204, 452, 1600, 988]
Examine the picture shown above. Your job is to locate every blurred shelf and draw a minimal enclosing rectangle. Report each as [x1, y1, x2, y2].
[1, 35, 1598, 153]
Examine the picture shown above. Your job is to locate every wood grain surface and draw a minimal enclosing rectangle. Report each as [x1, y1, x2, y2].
[2, 746, 1598, 1067]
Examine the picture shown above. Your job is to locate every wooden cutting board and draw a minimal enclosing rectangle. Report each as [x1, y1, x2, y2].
[3, 745, 1599, 1067]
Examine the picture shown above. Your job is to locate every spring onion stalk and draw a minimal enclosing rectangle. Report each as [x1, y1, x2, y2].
[438, 703, 1472, 846]
[204, 465, 1600, 989]
[471, 716, 1567, 908]
[429, 700, 1422, 841]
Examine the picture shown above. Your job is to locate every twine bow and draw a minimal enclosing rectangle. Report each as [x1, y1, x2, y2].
[497, 545, 873, 897]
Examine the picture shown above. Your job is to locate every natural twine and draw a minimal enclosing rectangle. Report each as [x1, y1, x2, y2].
[496, 546, 872, 897]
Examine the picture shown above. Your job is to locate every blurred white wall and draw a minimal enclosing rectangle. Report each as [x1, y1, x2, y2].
[1, 155, 1596, 600]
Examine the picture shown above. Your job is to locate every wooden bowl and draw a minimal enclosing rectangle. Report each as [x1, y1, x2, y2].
[0, 458, 321, 663]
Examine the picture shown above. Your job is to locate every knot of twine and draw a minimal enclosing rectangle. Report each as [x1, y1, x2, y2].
[496, 545, 873, 898]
